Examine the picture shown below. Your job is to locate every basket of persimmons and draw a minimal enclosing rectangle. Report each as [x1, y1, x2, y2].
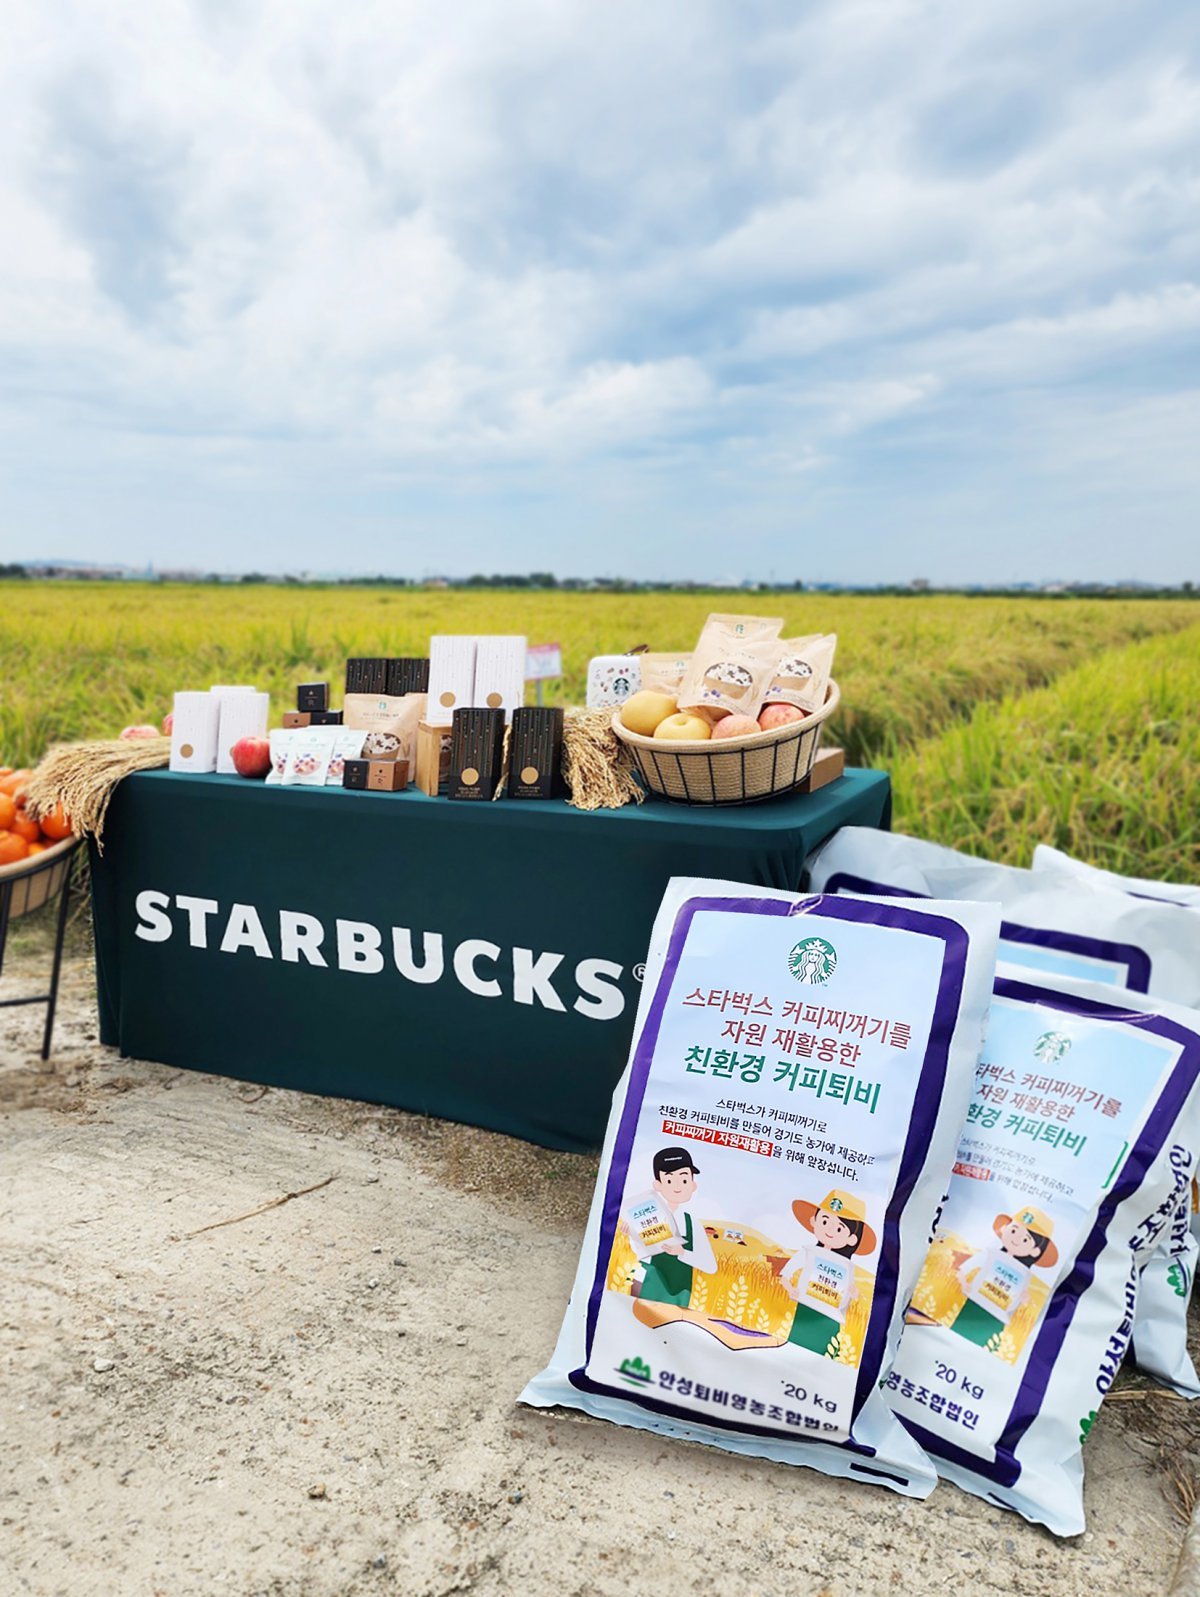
[0, 766, 77, 919]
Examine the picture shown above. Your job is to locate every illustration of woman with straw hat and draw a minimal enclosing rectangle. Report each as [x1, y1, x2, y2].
[770, 1190, 877, 1357]
[950, 1205, 1059, 1350]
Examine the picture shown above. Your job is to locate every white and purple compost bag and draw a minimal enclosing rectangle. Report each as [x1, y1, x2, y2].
[885, 965, 1200, 1535]
[1033, 841, 1200, 1390]
[806, 828, 1200, 1398]
[521, 877, 999, 1497]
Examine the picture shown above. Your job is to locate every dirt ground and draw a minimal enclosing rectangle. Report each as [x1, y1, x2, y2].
[3, 923, 1199, 1597]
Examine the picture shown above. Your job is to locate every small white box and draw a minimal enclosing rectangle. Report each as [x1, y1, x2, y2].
[214, 690, 270, 773]
[427, 637, 477, 726]
[473, 635, 527, 723]
[169, 692, 220, 773]
[587, 655, 642, 709]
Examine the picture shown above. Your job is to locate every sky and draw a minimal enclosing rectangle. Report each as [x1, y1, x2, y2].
[1, 0, 1198, 585]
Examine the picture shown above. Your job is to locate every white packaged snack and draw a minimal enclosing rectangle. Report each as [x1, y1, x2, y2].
[281, 726, 339, 787]
[808, 827, 1200, 1397]
[265, 728, 297, 786]
[586, 655, 643, 709]
[521, 876, 1000, 1497]
[326, 729, 366, 786]
[1032, 843, 1200, 911]
[885, 965, 1200, 1535]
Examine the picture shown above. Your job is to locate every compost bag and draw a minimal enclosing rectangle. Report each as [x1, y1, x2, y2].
[885, 965, 1200, 1535]
[806, 827, 1200, 1398]
[521, 877, 999, 1497]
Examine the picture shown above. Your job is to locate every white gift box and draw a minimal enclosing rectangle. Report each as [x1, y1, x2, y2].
[169, 692, 221, 772]
[586, 655, 642, 709]
[427, 637, 478, 726]
[473, 636, 527, 723]
[214, 690, 270, 773]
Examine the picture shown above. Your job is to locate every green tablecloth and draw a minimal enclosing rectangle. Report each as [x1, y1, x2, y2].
[89, 767, 891, 1150]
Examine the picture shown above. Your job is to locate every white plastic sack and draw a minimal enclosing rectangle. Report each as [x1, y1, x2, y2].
[807, 827, 1200, 1398]
[1032, 842, 1200, 1391]
[1033, 843, 1200, 911]
[884, 965, 1200, 1534]
[521, 877, 1000, 1498]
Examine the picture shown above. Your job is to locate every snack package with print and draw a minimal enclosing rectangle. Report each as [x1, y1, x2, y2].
[885, 964, 1200, 1535]
[520, 877, 1000, 1496]
[805, 825, 1200, 1398]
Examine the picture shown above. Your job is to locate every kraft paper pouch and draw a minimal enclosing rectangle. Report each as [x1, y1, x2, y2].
[886, 965, 1200, 1535]
[521, 876, 1000, 1498]
[764, 633, 837, 716]
[326, 729, 367, 786]
[637, 652, 692, 696]
[344, 693, 427, 768]
[806, 826, 1200, 1398]
[678, 614, 783, 718]
[282, 726, 339, 786]
[266, 728, 298, 786]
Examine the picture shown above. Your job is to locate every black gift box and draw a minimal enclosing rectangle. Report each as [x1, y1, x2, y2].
[297, 681, 329, 714]
[507, 706, 563, 799]
[385, 657, 431, 697]
[449, 708, 505, 801]
[345, 657, 388, 695]
[342, 759, 370, 790]
[309, 709, 343, 726]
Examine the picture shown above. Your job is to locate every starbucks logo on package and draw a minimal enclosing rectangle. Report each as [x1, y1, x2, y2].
[1033, 1030, 1072, 1065]
[789, 937, 838, 985]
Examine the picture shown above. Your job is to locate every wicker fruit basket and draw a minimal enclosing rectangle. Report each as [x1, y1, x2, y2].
[613, 680, 841, 806]
[0, 835, 78, 920]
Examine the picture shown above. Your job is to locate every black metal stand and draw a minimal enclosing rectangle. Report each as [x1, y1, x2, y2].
[0, 850, 76, 1060]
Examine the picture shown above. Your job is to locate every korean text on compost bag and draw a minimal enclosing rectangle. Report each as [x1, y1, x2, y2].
[885, 966, 1200, 1535]
[521, 878, 999, 1497]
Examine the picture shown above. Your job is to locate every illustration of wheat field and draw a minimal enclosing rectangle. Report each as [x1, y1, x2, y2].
[607, 1220, 875, 1367]
[907, 1232, 1050, 1364]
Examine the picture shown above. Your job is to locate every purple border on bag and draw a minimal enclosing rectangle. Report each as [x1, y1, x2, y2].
[567, 891, 972, 1448]
[901, 975, 1200, 1489]
[821, 870, 1153, 993]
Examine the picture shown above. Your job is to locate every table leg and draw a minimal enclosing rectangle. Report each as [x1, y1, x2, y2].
[0, 879, 12, 980]
[41, 862, 74, 1061]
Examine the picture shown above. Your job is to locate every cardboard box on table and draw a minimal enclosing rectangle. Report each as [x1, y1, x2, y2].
[169, 692, 221, 773]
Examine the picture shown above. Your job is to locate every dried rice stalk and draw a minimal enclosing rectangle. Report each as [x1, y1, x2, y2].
[23, 737, 170, 849]
[562, 708, 643, 811]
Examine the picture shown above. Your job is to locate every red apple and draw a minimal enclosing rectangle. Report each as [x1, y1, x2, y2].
[230, 735, 271, 779]
[711, 713, 763, 740]
[759, 703, 809, 731]
[119, 723, 161, 740]
[162, 712, 174, 736]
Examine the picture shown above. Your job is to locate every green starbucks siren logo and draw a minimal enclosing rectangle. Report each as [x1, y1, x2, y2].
[1034, 1031, 1072, 1065]
[789, 937, 838, 985]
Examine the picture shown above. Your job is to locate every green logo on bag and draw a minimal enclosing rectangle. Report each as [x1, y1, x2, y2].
[1034, 1030, 1072, 1064]
[789, 938, 837, 985]
[617, 1356, 653, 1387]
[1167, 1261, 1187, 1298]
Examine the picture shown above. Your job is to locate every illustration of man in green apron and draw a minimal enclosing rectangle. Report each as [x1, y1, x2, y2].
[774, 1189, 876, 1357]
[951, 1205, 1059, 1351]
[624, 1146, 716, 1307]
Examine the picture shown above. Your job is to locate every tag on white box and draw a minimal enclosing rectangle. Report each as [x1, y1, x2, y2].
[473, 636, 527, 722]
[169, 692, 221, 772]
[214, 689, 270, 773]
[427, 637, 477, 726]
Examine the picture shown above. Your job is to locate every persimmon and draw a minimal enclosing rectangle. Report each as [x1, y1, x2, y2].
[0, 794, 14, 830]
[0, 831, 30, 866]
[11, 813, 39, 843]
[27, 841, 46, 855]
[0, 768, 31, 797]
[38, 804, 74, 841]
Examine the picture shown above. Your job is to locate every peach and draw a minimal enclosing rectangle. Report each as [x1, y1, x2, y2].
[758, 703, 809, 731]
[711, 714, 763, 740]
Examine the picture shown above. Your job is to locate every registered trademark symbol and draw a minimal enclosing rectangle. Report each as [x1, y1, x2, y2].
[633, 963, 646, 982]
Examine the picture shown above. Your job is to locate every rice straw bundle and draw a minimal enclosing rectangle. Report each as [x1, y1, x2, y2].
[562, 708, 644, 811]
[23, 737, 170, 849]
